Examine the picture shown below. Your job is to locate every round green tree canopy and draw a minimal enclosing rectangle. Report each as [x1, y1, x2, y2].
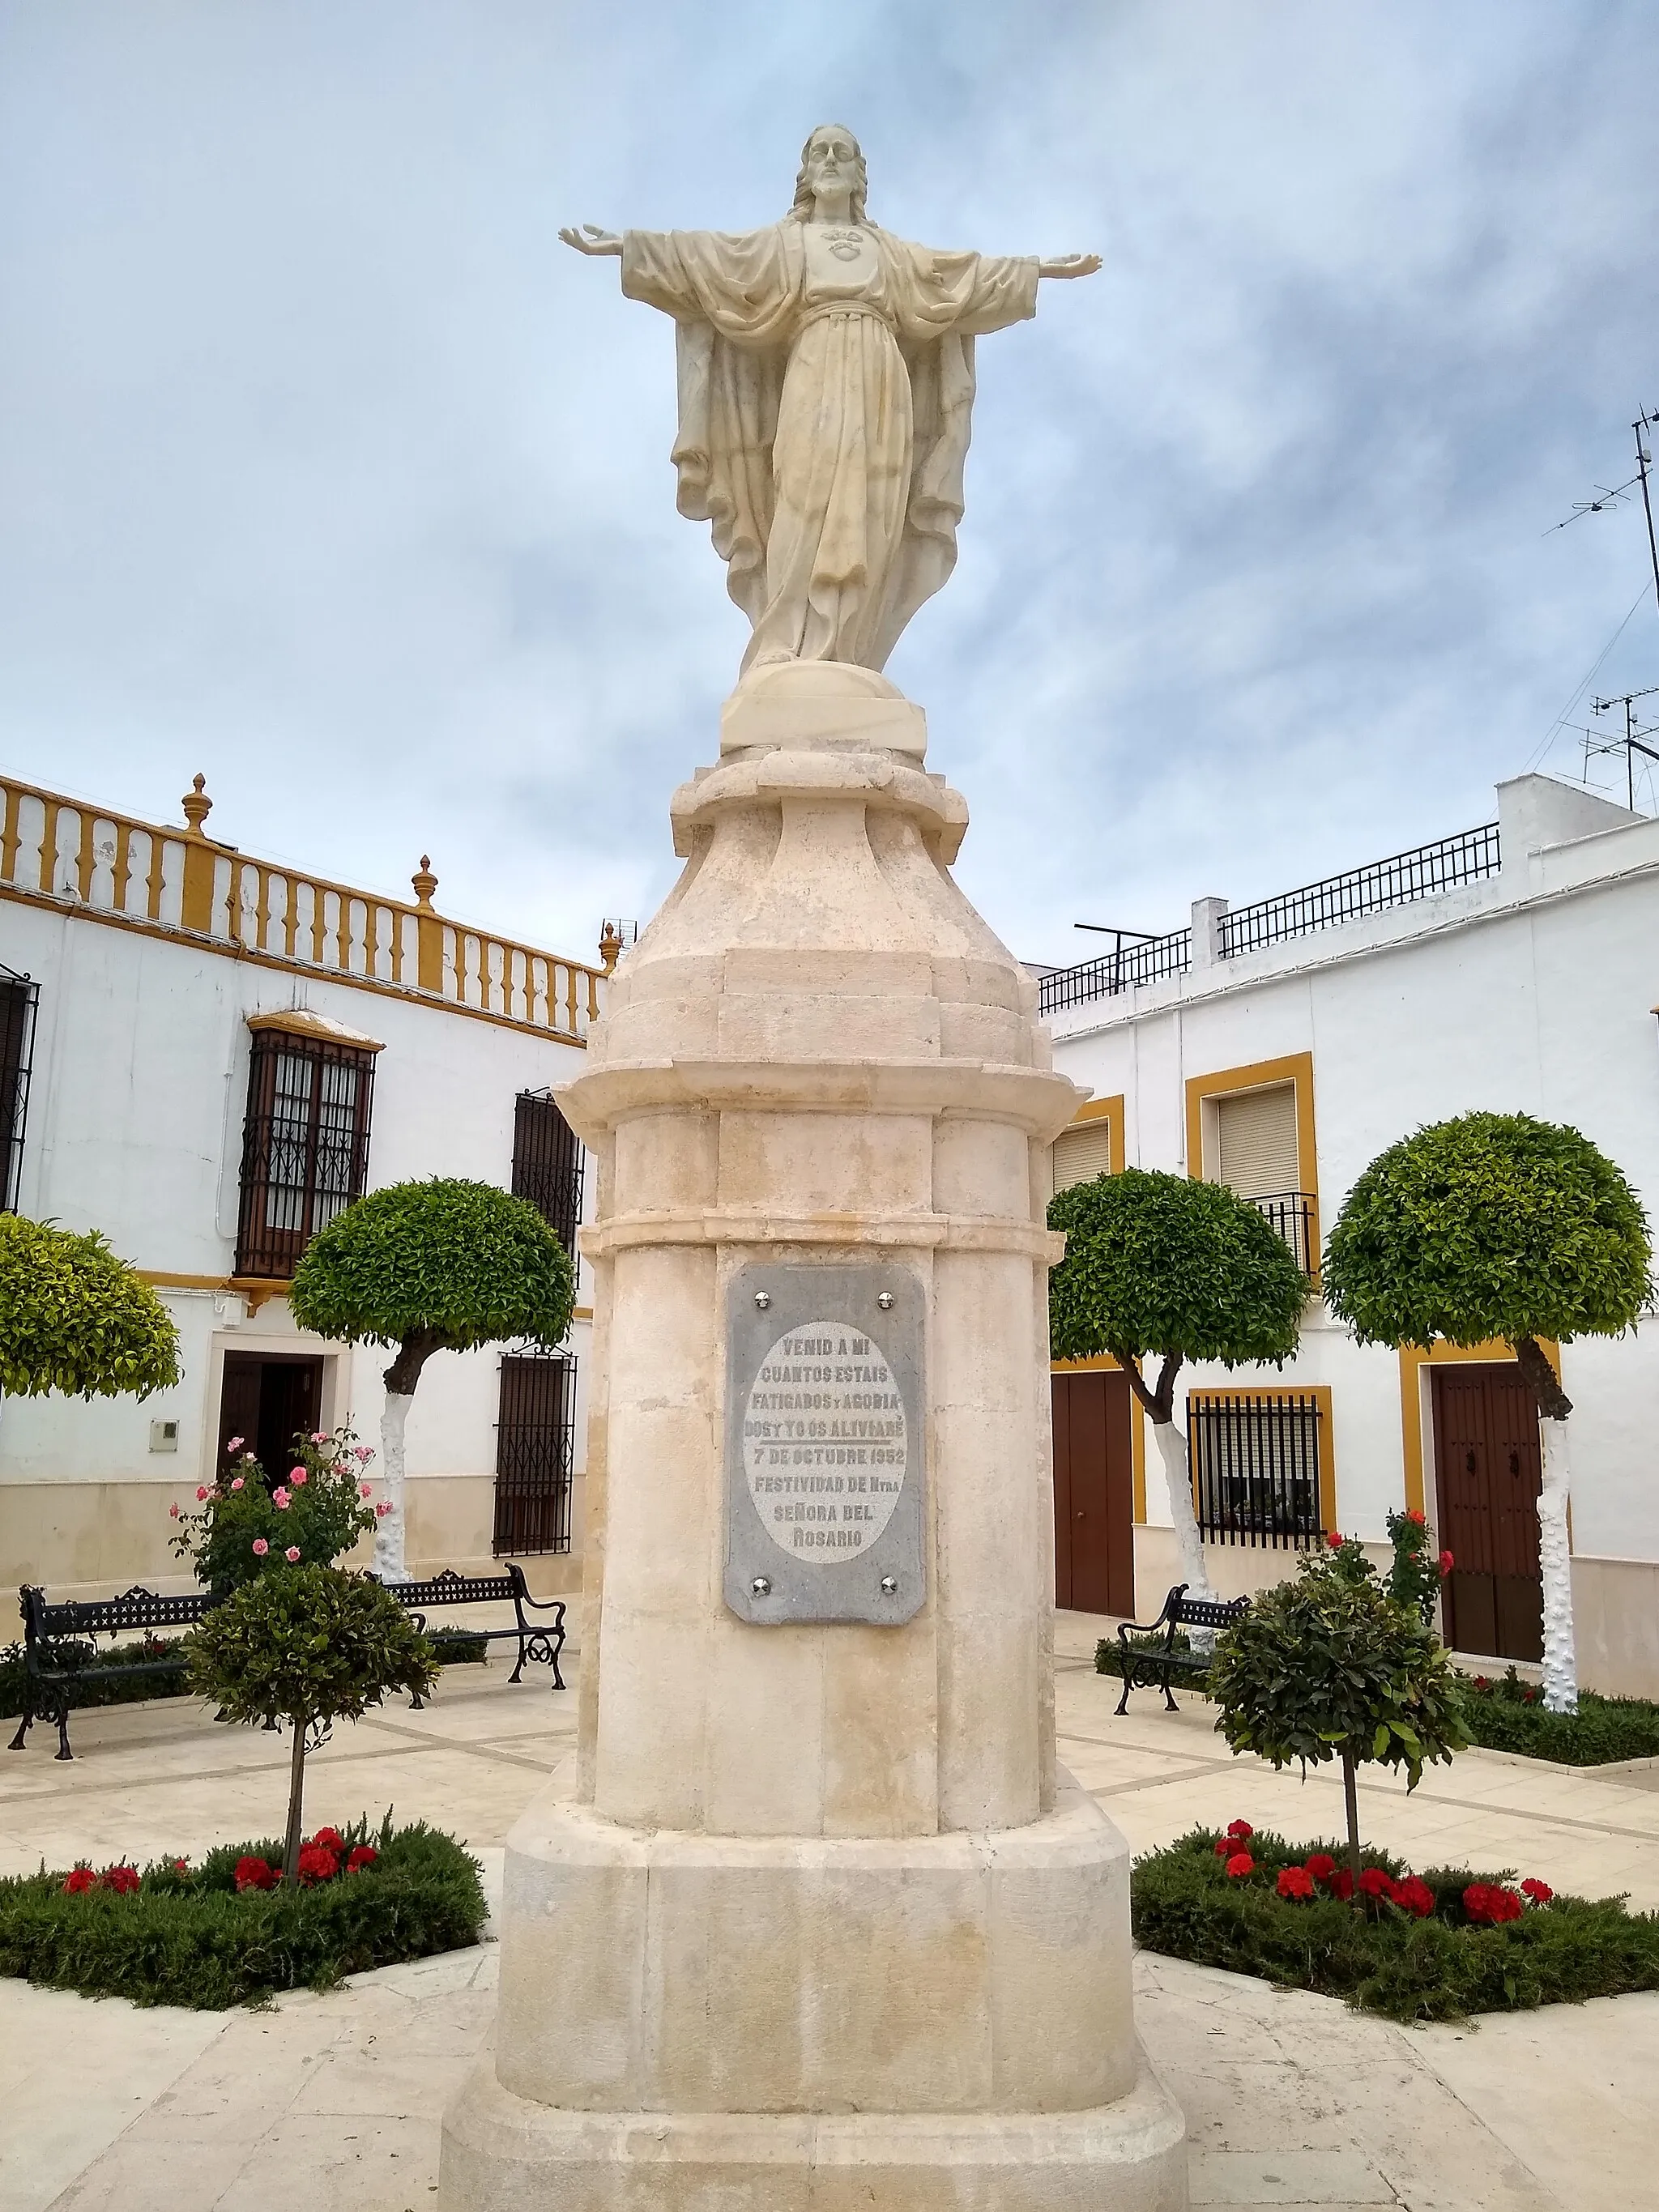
[0, 1214, 181, 1399]
[1323, 1111, 1653, 1351]
[1047, 1166, 1306, 1366]
[288, 1178, 576, 1353]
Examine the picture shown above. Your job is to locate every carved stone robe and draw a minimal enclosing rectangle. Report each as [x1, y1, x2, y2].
[621, 219, 1038, 671]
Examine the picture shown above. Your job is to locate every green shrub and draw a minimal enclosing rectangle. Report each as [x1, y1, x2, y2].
[1133, 1826, 1659, 2022]
[1094, 1630, 1204, 1686]
[0, 1816, 485, 2008]
[1458, 1670, 1659, 1766]
[0, 1215, 180, 1398]
[0, 1637, 190, 1720]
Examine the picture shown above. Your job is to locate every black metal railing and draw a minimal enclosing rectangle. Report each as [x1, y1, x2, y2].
[1038, 821, 1503, 1016]
[1251, 1190, 1318, 1275]
[493, 1352, 575, 1556]
[511, 1089, 584, 1255]
[1219, 822, 1501, 959]
[1190, 1392, 1324, 1549]
[1038, 927, 1192, 1014]
[0, 963, 39, 1213]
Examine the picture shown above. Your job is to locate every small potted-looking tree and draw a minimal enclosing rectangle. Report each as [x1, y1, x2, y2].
[1047, 1167, 1307, 1605]
[1323, 1110, 1652, 1712]
[289, 1178, 576, 1581]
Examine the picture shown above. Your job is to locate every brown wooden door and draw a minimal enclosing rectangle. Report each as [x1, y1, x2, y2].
[1431, 1364, 1544, 1662]
[218, 1353, 325, 1484]
[1051, 1370, 1135, 1615]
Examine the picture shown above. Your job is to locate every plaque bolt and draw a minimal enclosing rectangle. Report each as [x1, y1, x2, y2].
[876, 1291, 894, 1310]
[880, 1575, 899, 1595]
[751, 1575, 772, 1596]
[753, 1290, 771, 1309]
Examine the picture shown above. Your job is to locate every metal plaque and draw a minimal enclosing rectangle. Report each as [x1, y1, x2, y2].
[724, 1263, 925, 1626]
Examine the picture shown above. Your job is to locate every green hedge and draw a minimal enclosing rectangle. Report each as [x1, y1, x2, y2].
[0, 1627, 488, 1722]
[1457, 1669, 1659, 1766]
[1094, 1632, 1203, 1686]
[0, 1817, 487, 2007]
[1133, 1826, 1659, 2022]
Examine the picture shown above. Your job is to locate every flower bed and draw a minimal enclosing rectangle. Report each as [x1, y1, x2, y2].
[1456, 1669, 1659, 1767]
[1132, 1822, 1659, 2021]
[0, 1816, 487, 2008]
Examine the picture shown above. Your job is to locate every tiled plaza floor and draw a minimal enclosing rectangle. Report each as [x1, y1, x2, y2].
[2, 1616, 1657, 2210]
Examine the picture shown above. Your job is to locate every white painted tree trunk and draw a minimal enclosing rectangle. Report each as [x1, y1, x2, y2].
[1537, 1414, 1578, 1714]
[374, 1391, 413, 1584]
[1151, 1417, 1215, 1605]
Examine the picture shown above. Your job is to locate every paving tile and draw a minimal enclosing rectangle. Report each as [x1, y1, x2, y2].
[1188, 2151, 1392, 2203]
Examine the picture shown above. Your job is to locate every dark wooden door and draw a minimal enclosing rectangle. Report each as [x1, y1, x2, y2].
[218, 1353, 325, 1484]
[1431, 1364, 1544, 1662]
[1051, 1370, 1135, 1615]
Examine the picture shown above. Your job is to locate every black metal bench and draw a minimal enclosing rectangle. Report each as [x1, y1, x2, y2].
[375, 1565, 566, 1705]
[11, 1562, 566, 1758]
[1113, 1582, 1249, 1715]
[9, 1583, 215, 1760]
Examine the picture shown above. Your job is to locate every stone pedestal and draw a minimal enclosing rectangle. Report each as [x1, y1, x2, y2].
[438, 664, 1187, 2210]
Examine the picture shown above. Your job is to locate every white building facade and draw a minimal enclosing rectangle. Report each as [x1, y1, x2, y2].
[1, 769, 606, 1600]
[1043, 772, 1659, 1697]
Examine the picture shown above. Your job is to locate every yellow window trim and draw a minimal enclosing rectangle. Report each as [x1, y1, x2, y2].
[1184, 1051, 1319, 1279]
[1397, 1339, 1561, 1518]
[1048, 1349, 1148, 1523]
[1063, 1093, 1126, 1172]
[1187, 1381, 1337, 1537]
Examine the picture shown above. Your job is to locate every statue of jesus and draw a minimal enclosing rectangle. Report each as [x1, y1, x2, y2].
[561, 125, 1098, 676]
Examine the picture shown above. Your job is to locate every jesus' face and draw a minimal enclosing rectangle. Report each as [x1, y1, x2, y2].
[802, 126, 864, 217]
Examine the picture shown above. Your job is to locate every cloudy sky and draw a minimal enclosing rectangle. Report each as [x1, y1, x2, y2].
[2, 2, 1657, 970]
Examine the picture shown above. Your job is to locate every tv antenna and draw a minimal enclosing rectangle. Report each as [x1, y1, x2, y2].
[1635, 409, 1659, 621]
[1587, 685, 1659, 812]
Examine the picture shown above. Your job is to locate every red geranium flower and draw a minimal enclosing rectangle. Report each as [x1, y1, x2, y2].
[100, 1863, 141, 1894]
[235, 1855, 279, 1893]
[1465, 1882, 1525, 1924]
[1226, 1820, 1253, 1840]
[1303, 1853, 1337, 1882]
[296, 1843, 339, 1886]
[309, 1826, 344, 1851]
[1357, 1866, 1392, 1900]
[346, 1845, 379, 1873]
[1520, 1877, 1555, 1905]
[1277, 1865, 1315, 1900]
[62, 1866, 97, 1894]
[173, 1859, 189, 1874]
[1224, 1852, 1254, 1877]
[1213, 1836, 1231, 1856]
[1328, 1868, 1354, 1902]
[1391, 1875, 1435, 1918]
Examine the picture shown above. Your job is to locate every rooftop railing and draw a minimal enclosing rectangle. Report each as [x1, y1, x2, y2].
[1038, 820, 1502, 1016]
[0, 772, 604, 1044]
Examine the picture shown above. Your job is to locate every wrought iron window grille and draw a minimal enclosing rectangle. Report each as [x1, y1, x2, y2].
[511, 1088, 584, 1254]
[1249, 1190, 1318, 1276]
[493, 1349, 575, 1557]
[234, 1029, 375, 1278]
[1189, 1391, 1325, 1550]
[0, 962, 38, 1214]
[1038, 821, 1502, 1016]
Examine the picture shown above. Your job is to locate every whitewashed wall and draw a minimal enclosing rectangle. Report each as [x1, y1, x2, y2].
[1047, 774, 1659, 1690]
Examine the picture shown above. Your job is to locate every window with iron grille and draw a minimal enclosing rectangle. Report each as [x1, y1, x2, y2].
[235, 1029, 375, 1278]
[0, 964, 38, 1214]
[493, 1352, 574, 1555]
[1189, 1392, 1325, 1549]
[511, 1089, 583, 1253]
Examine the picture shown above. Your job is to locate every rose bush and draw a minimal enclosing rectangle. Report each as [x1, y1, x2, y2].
[168, 1426, 378, 1595]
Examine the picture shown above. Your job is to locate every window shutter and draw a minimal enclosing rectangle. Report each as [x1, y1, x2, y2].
[0, 965, 38, 1213]
[511, 1091, 584, 1253]
[1051, 1119, 1117, 1196]
[1215, 1085, 1299, 1198]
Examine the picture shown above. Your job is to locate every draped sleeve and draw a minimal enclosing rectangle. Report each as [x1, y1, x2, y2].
[887, 242, 1041, 341]
[621, 225, 800, 348]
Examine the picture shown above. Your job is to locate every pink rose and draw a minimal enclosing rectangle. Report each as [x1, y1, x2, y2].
[312, 1431, 329, 1444]
[375, 1501, 391, 1518]
[360, 1482, 373, 1498]
[289, 1467, 305, 1481]
[272, 1489, 291, 1510]
[226, 1436, 244, 1452]
[292, 1469, 308, 1485]
[168, 1502, 180, 1519]
[252, 1538, 269, 1556]
[195, 1487, 209, 1501]
[231, 1477, 245, 1491]
[353, 1447, 373, 1464]
[284, 1545, 301, 1562]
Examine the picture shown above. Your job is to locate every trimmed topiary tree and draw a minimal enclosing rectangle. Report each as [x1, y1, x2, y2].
[1323, 1111, 1653, 1713]
[188, 1565, 437, 1882]
[1208, 1544, 1470, 1891]
[288, 1178, 576, 1580]
[1047, 1167, 1307, 1604]
[0, 1214, 180, 1399]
